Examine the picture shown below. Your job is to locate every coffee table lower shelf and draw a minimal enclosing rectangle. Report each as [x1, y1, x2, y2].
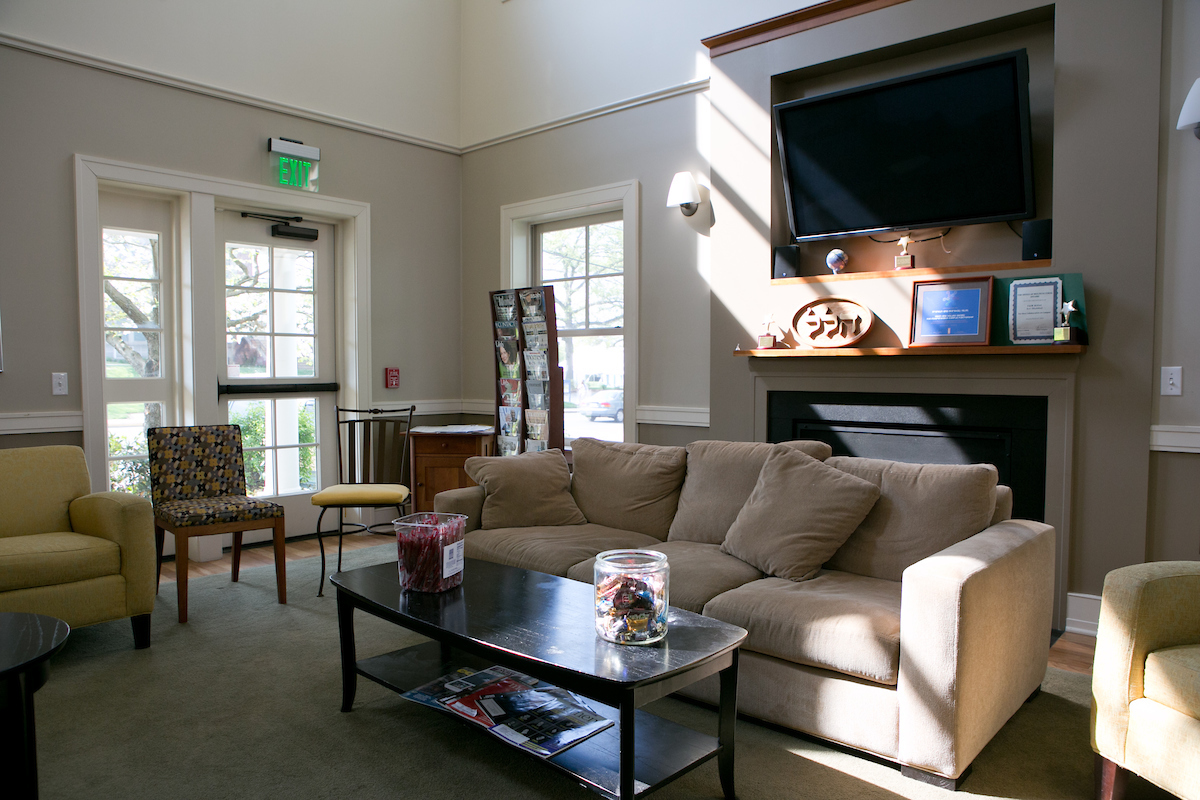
[357, 641, 722, 799]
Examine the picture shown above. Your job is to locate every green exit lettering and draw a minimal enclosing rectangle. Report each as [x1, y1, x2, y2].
[279, 156, 313, 189]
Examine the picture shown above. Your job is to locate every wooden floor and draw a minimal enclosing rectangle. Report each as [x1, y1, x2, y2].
[157, 536, 1098, 675]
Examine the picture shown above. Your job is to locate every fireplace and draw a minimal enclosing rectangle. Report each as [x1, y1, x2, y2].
[768, 391, 1049, 522]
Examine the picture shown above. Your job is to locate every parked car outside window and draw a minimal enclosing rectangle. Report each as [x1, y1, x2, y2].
[580, 390, 624, 422]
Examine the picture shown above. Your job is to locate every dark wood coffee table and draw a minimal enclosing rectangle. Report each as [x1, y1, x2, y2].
[331, 558, 746, 800]
[1, 612, 70, 800]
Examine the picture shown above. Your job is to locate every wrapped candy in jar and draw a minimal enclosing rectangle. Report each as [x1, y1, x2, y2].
[393, 512, 467, 593]
[594, 549, 669, 645]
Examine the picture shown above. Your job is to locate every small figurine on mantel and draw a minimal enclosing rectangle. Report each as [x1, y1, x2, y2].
[758, 314, 788, 349]
[894, 235, 915, 270]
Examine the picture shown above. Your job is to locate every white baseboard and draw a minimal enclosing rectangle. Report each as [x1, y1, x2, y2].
[1065, 592, 1102, 636]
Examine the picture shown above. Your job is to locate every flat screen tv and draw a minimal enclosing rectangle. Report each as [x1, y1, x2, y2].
[774, 50, 1035, 242]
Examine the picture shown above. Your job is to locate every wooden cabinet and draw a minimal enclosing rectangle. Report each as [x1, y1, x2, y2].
[409, 431, 493, 512]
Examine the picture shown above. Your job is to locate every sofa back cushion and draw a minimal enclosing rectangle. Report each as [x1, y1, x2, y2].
[824, 456, 998, 581]
[668, 439, 833, 545]
[464, 449, 586, 530]
[721, 447, 880, 582]
[569, 438, 686, 540]
[0, 445, 91, 538]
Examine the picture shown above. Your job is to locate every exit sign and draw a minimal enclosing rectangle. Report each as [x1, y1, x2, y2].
[278, 156, 319, 192]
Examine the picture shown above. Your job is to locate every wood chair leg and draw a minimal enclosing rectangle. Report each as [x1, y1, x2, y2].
[273, 517, 287, 605]
[231, 532, 243, 582]
[174, 532, 189, 623]
[154, 525, 165, 595]
[131, 613, 151, 649]
[1095, 755, 1129, 800]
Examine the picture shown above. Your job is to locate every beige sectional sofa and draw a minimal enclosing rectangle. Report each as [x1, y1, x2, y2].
[435, 437, 1056, 787]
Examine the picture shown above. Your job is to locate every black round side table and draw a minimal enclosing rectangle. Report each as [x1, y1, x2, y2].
[1, 612, 70, 800]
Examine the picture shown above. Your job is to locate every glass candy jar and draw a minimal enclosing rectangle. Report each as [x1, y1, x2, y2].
[594, 549, 669, 645]
[393, 512, 467, 593]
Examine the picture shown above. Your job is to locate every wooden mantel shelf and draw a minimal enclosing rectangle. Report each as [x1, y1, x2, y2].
[735, 344, 1086, 357]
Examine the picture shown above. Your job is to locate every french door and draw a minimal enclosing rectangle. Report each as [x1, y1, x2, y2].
[214, 210, 338, 535]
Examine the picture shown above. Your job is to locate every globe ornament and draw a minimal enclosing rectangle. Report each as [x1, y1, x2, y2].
[826, 249, 849, 274]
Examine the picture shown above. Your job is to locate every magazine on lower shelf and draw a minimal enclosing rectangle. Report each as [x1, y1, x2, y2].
[401, 665, 613, 758]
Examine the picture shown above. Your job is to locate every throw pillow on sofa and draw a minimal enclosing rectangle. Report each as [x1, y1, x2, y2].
[569, 438, 686, 540]
[824, 456, 998, 582]
[669, 439, 834, 545]
[464, 449, 586, 529]
[720, 447, 880, 582]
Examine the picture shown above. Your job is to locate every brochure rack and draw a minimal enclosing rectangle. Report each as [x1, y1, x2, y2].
[490, 287, 564, 455]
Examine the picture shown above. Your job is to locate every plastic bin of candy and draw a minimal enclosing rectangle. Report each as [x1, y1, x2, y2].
[393, 512, 467, 593]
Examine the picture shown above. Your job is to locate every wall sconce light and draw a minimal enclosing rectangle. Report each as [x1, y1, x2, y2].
[667, 171, 701, 216]
[1178, 78, 1200, 138]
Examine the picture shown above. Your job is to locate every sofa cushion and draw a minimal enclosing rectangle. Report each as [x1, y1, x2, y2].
[824, 457, 998, 582]
[721, 448, 880, 582]
[1144, 644, 1200, 719]
[703, 571, 902, 685]
[565, 541, 763, 613]
[464, 449, 586, 530]
[668, 440, 834, 545]
[569, 438, 686, 540]
[464, 523, 659, 577]
[0, 531, 122, 592]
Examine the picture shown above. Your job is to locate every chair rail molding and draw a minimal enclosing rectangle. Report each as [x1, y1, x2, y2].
[1150, 425, 1200, 453]
[0, 411, 85, 435]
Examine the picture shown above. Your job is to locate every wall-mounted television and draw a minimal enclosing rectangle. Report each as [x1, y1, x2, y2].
[774, 50, 1036, 242]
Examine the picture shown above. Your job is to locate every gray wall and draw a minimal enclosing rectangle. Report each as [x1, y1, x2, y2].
[460, 93, 713, 440]
[0, 44, 462, 427]
[706, 0, 1163, 597]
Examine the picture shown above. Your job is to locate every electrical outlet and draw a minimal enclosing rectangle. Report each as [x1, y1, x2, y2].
[52, 372, 68, 395]
[1162, 366, 1183, 396]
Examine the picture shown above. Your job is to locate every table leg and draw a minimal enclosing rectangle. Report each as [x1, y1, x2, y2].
[619, 697, 636, 800]
[2, 672, 38, 799]
[337, 591, 357, 712]
[718, 650, 739, 800]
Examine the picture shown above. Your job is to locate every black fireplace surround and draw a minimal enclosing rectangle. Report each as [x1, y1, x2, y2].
[768, 391, 1048, 522]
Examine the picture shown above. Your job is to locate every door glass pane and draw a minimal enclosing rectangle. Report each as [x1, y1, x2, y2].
[106, 401, 163, 496]
[275, 293, 314, 334]
[227, 334, 270, 376]
[588, 276, 623, 328]
[274, 248, 314, 290]
[274, 337, 315, 377]
[560, 335, 623, 443]
[229, 399, 272, 495]
[226, 290, 269, 332]
[226, 245, 269, 288]
[106, 332, 162, 378]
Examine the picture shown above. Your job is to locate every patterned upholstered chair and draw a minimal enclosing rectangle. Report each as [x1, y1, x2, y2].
[147, 425, 286, 623]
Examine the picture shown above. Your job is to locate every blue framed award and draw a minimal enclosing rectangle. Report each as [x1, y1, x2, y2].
[909, 276, 993, 346]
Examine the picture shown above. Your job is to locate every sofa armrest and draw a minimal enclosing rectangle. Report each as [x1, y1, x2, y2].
[433, 486, 484, 533]
[898, 518, 1055, 779]
[1091, 561, 1200, 763]
[69, 491, 156, 616]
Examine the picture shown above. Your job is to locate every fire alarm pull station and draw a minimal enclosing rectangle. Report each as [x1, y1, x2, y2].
[384, 368, 400, 389]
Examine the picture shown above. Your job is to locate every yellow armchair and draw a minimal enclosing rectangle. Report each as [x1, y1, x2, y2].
[0, 445, 155, 647]
[1092, 561, 1200, 800]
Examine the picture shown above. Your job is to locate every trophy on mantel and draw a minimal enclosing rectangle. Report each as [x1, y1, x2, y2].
[1053, 300, 1086, 345]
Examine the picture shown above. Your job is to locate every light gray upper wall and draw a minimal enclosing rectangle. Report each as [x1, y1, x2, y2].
[0, 44, 462, 417]
[460, 93, 711, 417]
[707, 0, 1163, 596]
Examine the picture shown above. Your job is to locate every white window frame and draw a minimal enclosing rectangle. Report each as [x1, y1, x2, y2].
[75, 154, 372, 493]
[501, 181, 639, 444]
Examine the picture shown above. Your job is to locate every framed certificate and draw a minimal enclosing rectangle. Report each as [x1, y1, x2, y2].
[909, 277, 993, 346]
[1008, 277, 1062, 345]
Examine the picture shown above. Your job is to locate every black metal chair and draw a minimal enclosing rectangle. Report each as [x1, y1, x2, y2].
[309, 406, 415, 596]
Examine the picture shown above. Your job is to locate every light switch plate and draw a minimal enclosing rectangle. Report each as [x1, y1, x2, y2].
[1162, 366, 1183, 396]
[52, 372, 68, 395]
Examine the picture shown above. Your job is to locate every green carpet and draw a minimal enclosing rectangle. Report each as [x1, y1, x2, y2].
[34, 547, 1174, 800]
